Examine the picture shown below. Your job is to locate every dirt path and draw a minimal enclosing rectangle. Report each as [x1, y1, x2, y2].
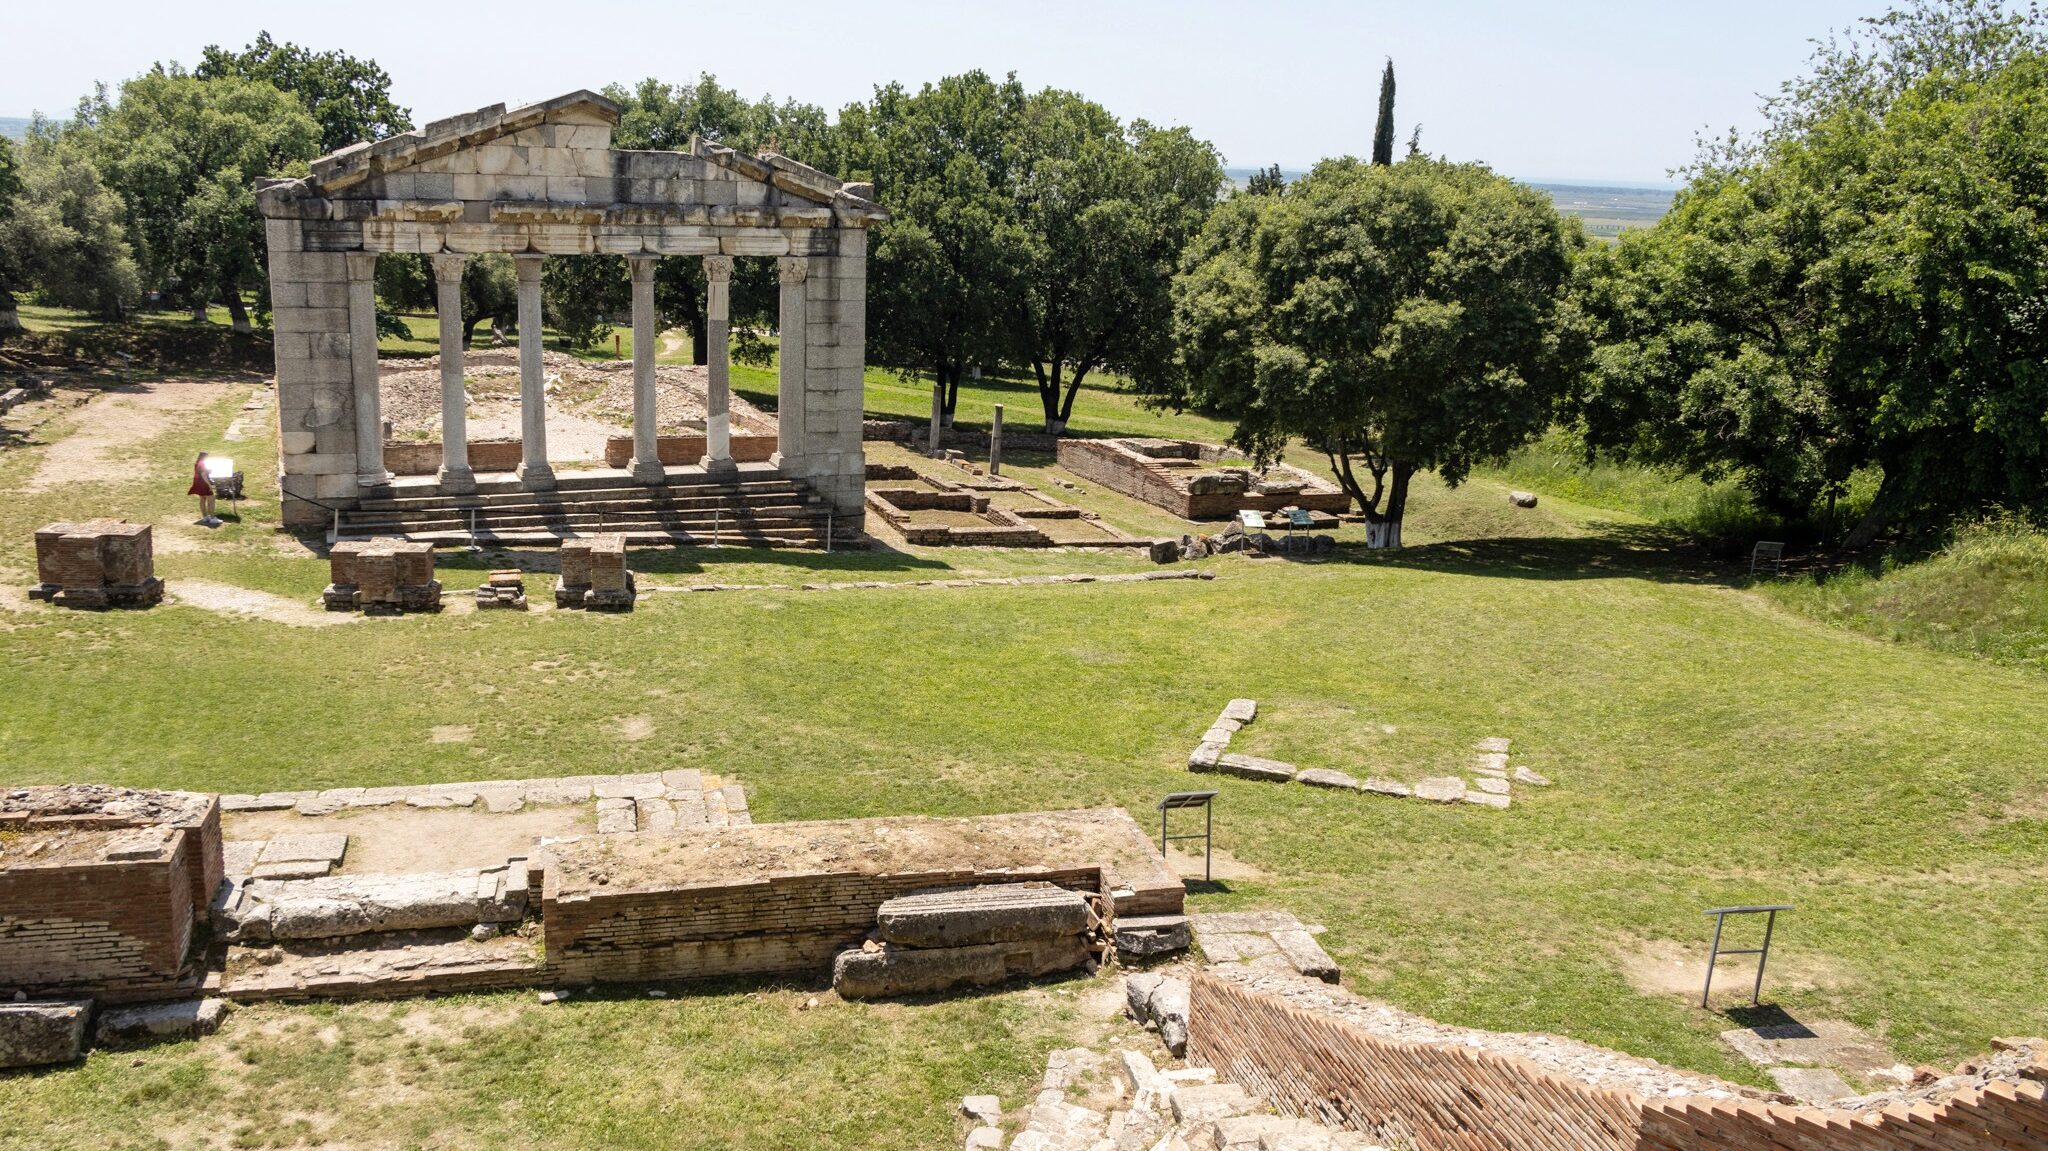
[170, 579, 357, 628]
[26, 380, 246, 492]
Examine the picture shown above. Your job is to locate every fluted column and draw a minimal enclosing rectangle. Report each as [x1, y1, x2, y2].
[701, 255, 736, 475]
[628, 255, 663, 484]
[513, 255, 554, 490]
[431, 253, 474, 493]
[773, 256, 809, 472]
[345, 253, 389, 488]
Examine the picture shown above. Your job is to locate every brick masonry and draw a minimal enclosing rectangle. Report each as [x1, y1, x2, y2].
[0, 789, 223, 1004]
[1189, 971, 2048, 1151]
[28, 519, 164, 609]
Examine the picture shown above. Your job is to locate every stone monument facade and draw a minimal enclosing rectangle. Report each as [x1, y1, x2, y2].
[256, 91, 882, 529]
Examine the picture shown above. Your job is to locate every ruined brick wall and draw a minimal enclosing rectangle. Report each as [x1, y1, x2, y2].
[0, 834, 197, 1004]
[543, 867, 1105, 986]
[383, 440, 526, 476]
[1189, 973, 2048, 1151]
[603, 434, 779, 468]
[1056, 440, 1193, 516]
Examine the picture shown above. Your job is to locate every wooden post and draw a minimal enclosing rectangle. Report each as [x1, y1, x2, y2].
[990, 404, 1004, 476]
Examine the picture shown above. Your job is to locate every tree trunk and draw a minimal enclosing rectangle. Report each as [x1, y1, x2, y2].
[687, 307, 708, 366]
[463, 313, 488, 349]
[940, 362, 960, 427]
[1365, 461, 1416, 550]
[190, 301, 210, 323]
[0, 300, 20, 337]
[1035, 360, 1066, 435]
[224, 291, 252, 334]
[1057, 365, 1091, 429]
[1839, 471, 1897, 552]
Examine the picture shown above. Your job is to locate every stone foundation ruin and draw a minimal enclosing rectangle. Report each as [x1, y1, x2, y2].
[323, 538, 443, 611]
[1055, 438, 1350, 521]
[556, 533, 635, 609]
[28, 519, 164, 609]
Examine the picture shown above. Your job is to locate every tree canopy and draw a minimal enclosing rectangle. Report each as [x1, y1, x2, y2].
[1574, 0, 2048, 545]
[1158, 157, 1581, 547]
[197, 32, 411, 154]
[0, 129, 141, 326]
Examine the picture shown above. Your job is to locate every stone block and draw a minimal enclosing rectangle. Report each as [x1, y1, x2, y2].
[1474, 737, 1511, 754]
[1475, 776, 1511, 795]
[94, 998, 228, 1047]
[1513, 766, 1553, 787]
[1271, 928, 1341, 983]
[1463, 791, 1511, 810]
[960, 1096, 1002, 1127]
[1294, 769, 1359, 791]
[1114, 914, 1191, 957]
[1170, 1083, 1260, 1125]
[1221, 699, 1258, 724]
[1188, 741, 1227, 772]
[596, 797, 637, 834]
[832, 934, 1090, 1000]
[1201, 726, 1239, 746]
[1359, 778, 1412, 799]
[220, 863, 527, 942]
[1218, 754, 1296, 783]
[876, 882, 1091, 948]
[0, 1001, 90, 1068]
[1413, 777, 1467, 804]
[258, 833, 349, 867]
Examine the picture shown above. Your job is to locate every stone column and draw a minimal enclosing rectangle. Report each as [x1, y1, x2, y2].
[513, 255, 554, 490]
[990, 403, 1004, 476]
[929, 381, 944, 457]
[345, 253, 389, 488]
[774, 256, 809, 471]
[701, 254, 735, 475]
[431, 253, 475, 493]
[628, 255, 663, 484]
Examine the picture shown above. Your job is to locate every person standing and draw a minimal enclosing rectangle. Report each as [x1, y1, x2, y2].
[190, 451, 220, 526]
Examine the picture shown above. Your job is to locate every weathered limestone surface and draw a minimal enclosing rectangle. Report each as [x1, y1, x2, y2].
[1295, 768, 1360, 791]
[218, 861, 528, 942]
[94, 998, 228, 1046]
[1218, 754, 1296, 783]
[830, 935, 1089, 1000]
[1114, 913, 1192, 957]
[0, 1001, 89, 1068]
[875, 882, 1091, 949]
[1412, 777, 1467, 804]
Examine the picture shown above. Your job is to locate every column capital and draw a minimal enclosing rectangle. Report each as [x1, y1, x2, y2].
[430, 252, 467, 283]
[628, 254, 659, 282]
[776, 256, 809, 285]
[514, 253, 545, 282]
[703, 254, 734, 282]
[344, 252, 378, 281]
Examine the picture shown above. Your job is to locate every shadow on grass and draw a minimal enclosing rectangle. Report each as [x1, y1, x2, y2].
[425, 538, 957, 579]
[1341, 523, 1741, 587]
[558, 962, 1100, 1006]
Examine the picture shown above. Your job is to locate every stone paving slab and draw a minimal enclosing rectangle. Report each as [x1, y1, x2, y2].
[1193, 910, 1340, 983]
[258, 833, 349, 867]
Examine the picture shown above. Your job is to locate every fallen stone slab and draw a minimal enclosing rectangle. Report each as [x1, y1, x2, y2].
[251, 860, 335, 880]
[1474, 776, 1511, 795]
[1512, 766, 1552, 787]
[219, 861, 529, 943]
[1189, 741, 1227, 771]
[1770, 1066, 1858, 1106]
[1218, 754, 1296, 783]
[1149, 977, 1191, 1057]
[1201, 726, 1239, 746]
[221, 793, 299, 812]
[1412, 777, 1467, 803]
[1113, 913, 1191, 957]
[1474, 737, 1511, 754]
[964, 1127, 1003, 1150]
[94, 998, 228, 1047]
[1171, 1083, 1261, 1125]
[960, 1095, 1002, 1127]
[877, 882, 1092, 948]
[1221, 699, 1257, 724]
[258, 833, 349, 867]
[1463, 791, 1511, 810]
[831, 935, 1090, 1000]
[1472, 752, 1510, 775]
[1271, 928, 1341, 983]
[1294, 768, 1359, 791]
[0, 1001, 90, 1068]
[1359, 778, 1412, 798]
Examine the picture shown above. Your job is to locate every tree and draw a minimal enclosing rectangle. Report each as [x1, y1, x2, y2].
[542, 255, 628, 350]
[838, 71, 1027, 425]
[1158, 158, 1581, 548]
[0, 135, 19, 335]
[0, 127, 141, 325]
[1574, 0, 2048, 546]
[1244, 164, 1287, 196]
[461, 254, 518, 347]
[1372, 60, 1397, 166]
[197, 32, 411, 153]
[85, 68, 319, 329]
[1008, 90, 1224, 432]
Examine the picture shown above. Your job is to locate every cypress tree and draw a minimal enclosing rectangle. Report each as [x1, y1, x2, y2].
[1372, 59, 1396, 166]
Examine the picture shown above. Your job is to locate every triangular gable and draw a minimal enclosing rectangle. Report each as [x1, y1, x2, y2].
[305, 91, 623, 194]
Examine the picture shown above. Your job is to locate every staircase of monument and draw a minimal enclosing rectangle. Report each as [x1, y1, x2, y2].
[335, 468, 848, 549]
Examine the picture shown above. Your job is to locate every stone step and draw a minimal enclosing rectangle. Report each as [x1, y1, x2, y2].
[340, 505, 831, 532]
[354, 479, 817, 513]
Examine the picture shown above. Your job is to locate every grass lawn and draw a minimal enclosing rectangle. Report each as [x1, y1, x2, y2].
[1, 356, 2045, 1149]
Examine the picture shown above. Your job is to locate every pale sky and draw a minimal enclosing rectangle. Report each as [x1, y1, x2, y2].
[3, 0, 1883, 186]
